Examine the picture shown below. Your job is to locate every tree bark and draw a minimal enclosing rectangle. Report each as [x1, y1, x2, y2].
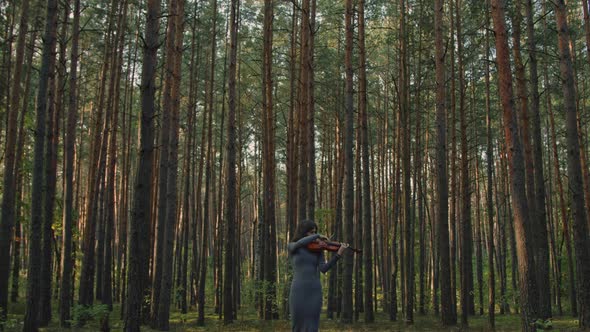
[261, 0, 278, 322]
[358, 0, 374, 322]
[456, 0, 473, 324]
[490, 0, 539, 329]
[399, 0, 413, 324]
[223, 0, 239, 324]
[39, 14, 61, 324]
[124, 0, 160, 329]
[341, 0, 355, 323]
[524, 0, 551, 319]
[554, 0, 590, 327]
[297, 0, 310, 221]
[197, 0, 218, 323]
[154, 0, 184, 328]
[484, 2, 495, 325]
[0, 0, 30, 319]
[151, 0, 177, 318]
[435, 0, 456, 325]
[23, 0, 58, 330]
[59, 1, 79, 324]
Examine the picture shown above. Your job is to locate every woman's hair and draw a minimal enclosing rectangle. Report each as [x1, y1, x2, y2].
[292, 219, 318, 242]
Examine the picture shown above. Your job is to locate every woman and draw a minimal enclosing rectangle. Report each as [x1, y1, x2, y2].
[288, 219, 348, 332]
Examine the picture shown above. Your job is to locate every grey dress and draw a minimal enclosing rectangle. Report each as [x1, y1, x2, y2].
[288, 234, 340, 332]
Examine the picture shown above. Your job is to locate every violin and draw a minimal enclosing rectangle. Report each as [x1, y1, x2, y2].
[307, 240, 362, 254]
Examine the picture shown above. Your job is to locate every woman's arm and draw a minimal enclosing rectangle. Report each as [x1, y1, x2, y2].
[287, 234, 321, 254]
[319, 251, 340, 273]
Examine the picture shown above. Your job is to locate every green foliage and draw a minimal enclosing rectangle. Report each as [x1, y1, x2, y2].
[314, 208, 335, 234]
[72, 304, 110, 327]
[0, 316, 19, 330]
[533, 318, 553, 331]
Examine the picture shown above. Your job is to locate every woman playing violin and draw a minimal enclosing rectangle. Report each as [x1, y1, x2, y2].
[287, 219, 349, 332]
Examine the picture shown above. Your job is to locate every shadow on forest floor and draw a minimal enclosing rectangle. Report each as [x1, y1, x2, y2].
[1, 302, 580, 331]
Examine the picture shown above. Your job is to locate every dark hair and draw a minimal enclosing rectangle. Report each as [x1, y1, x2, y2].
[292, 219, 318, 242]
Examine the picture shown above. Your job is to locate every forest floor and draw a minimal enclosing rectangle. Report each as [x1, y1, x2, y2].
[1, 302, 581, 332]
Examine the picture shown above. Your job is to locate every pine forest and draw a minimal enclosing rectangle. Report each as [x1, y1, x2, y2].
[1, 0, 590, 331]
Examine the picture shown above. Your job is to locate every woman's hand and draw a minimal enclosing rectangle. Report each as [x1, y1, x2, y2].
[337, 243, 349, 256]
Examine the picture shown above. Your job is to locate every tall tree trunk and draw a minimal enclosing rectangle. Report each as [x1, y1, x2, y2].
[0, 0, 30, 318]
[39, 15, 61, 324]
[154, 0, 184, 328]
[297, 0, 310, 221]
[525, 0, 551, 319]
[456, 0, 473, 324]
[512, 0, 536, 244]
[156, 0, 185, 330]
[583, 0, 590, 59]
[449, 0, 457, 310]
[60, 0, 80, 325]
[554, 0, 590, 327]
[223, 0, 239, 324]
[261, 0, 277, 322]
[23, 0, 58, 330]
[124, 0, 160, 329]
[400, 0, 413, 324]
[103, 0, 128, 310]
[435, 0, 456, 325]
[354, 84, 363, 322]
[542, 0, 576, 314]
[197, 0, 218, 323]
[179, 4, 199, 312]
[475, 155, 483, 316]
[490, 0, 539, 329]
[307, 0, 317, 224]
[485, 1, 495, 325]
[151, 0, 177, 318]
[186, 1, 202, 309]
[79, 0, 118, 307]
[358, 0, 374, 322]
[11, 27, 36, 307]
[341, 0, 354, 323]
[198, 7, 218, 321]
[283, 1, 298, 319]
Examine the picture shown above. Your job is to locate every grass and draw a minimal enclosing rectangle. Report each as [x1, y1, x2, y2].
[1, 302, 581, 332]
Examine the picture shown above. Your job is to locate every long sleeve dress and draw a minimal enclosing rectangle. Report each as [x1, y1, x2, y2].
[288, 234, 340, 332]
